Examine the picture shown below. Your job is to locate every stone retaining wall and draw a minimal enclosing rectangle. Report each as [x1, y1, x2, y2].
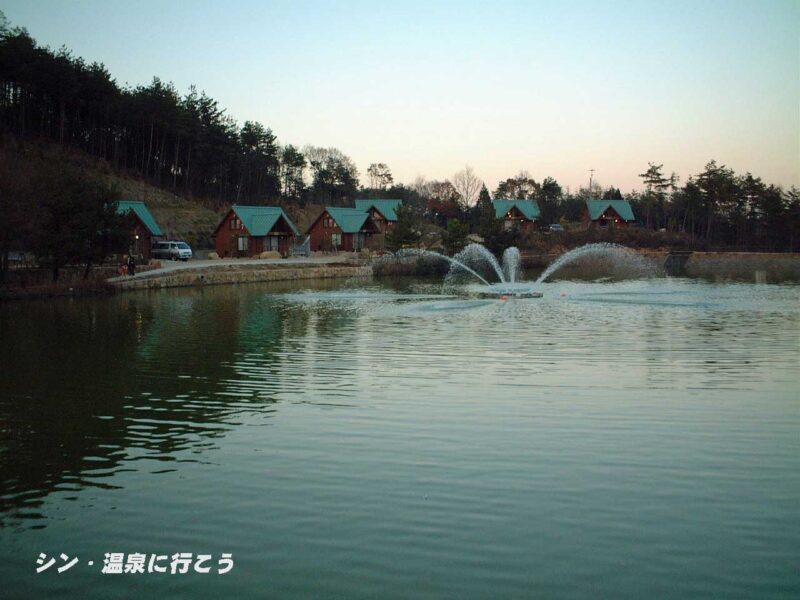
[523, 249, 800, 281]
[686, 252, 800, 282]
[113, 264, 372, 290]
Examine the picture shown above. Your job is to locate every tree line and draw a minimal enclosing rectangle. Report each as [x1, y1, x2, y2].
[387, 163, 800, 254]
[0, 15, 369, 207]
[2, 12, 798, 256]
[630, 162, 800, 251]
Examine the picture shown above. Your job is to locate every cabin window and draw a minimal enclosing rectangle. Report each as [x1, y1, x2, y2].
[267, 236, 279, 251]
[331, 233, 341, 247]
[238, 236, 248, 251]
[231, 218, 242, 230]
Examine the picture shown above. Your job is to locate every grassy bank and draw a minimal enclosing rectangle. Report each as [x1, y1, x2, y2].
[371, 255, 450, 278]
[0, 278, 116, 301]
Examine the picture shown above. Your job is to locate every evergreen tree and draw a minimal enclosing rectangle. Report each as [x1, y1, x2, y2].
[538, 177, 563, 224]
[385, 203, 422, 251]
[476, 185, 498, 240]
[304, 146, 359, 205]
[638, 163, 674, 229]
[280, 145, 306, 202]
[29, 159, 126, 281]
[442, 219, 469, 255]
[697, 160, 739, 244]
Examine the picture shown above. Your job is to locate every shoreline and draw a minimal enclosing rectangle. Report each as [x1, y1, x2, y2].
[0, 257, 372, 300]
[3, 250, 800, 301]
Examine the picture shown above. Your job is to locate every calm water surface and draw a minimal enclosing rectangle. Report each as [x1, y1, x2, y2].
[0, 277, 798, 598]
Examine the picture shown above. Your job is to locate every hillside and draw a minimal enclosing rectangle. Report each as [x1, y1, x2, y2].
[2, 136, 226, 249]
[111, 176, 222, 249]
[2, 136, 341, 251]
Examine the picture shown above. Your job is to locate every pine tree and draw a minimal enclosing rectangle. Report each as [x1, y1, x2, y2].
[385, 204, 422, 251]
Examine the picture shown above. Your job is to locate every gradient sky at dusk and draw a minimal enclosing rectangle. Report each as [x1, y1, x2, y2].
[4, 0, 799, 193]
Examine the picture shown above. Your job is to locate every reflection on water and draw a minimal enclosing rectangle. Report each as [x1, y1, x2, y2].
[0, 277, 798, 598]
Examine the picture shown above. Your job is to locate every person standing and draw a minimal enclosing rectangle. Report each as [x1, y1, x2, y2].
[127, 253, 136, 277]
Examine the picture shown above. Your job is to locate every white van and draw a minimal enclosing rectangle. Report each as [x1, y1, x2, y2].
[152, 241, 193, 261]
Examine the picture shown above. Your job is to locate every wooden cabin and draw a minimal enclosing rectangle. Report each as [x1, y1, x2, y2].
[117, 200, 163, 261]
[214, 205, 299, 258]
[584, 199, 636, 228]
[354, 199, 403, 234]
[307, 207, 380, 252]
[492, 199, 541, 232]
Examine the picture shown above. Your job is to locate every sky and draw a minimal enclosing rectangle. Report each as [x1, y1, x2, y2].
[3, 0, 799, 194]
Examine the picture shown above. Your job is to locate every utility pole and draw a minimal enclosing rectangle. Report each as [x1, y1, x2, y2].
[589, 169, 595, 196]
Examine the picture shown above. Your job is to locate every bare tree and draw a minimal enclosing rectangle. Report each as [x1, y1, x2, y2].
[411, 175, 431, 198]
[452, 165, 483, 207]
[428, 180, 461, 205]
[367, 163, 393, 190]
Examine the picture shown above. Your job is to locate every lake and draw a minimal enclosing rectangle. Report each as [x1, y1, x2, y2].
[1, 276, 798, 598]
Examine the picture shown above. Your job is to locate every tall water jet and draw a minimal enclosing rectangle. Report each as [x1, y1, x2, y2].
[502, 247, 521, 284]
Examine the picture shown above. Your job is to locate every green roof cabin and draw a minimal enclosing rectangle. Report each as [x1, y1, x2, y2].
[354, 199, 403, 233]
[584, 199, 636, 228]
[215, 205, 300, 258]
[307, 207, 380, 252]
[492, 199, 541, 232]
[117, 200, 163, 261]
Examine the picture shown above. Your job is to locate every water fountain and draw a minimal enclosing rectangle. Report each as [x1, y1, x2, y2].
[534, 243, 658, 283]
[444, 244, 540, 298]
[387, 242, 658, 299]
[389, 244, 538, 298]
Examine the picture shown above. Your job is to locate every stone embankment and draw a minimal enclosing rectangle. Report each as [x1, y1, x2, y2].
[685, 252, 800, 281]
[519, 249, 800, 281]
[112, 262, 372, 290]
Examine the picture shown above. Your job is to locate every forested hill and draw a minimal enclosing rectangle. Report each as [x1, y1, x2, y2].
[0, 136, 221, 245]
[0, 17, 362, 208]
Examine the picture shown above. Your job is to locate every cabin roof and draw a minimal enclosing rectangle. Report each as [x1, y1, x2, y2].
[492, 199, 541, 220]
[228, 205, 299, 236]
[117, 200, 163, 236]
[325, 207, 373, 233]
[354, 199, 403, 221]
[586, 199, 635, 221]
